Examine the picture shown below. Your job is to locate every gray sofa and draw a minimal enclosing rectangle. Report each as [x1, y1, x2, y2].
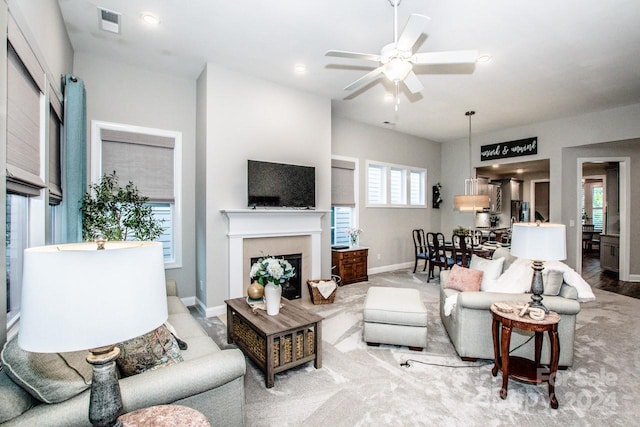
[439, 248, 582, 367]
[0, 280, 246, 426]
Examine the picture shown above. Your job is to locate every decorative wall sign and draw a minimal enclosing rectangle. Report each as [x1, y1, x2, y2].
[480, 137, 538, 161]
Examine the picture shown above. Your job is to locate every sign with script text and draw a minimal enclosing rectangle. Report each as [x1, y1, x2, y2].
[480, 137, 538, 161]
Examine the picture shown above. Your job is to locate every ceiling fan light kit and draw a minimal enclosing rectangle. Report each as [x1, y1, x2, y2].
[325, 0, 478, 107]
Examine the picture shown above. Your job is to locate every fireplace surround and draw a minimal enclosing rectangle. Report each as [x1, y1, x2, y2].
[222, 209, 327, 300]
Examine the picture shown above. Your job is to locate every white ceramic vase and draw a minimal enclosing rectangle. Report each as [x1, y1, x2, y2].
[264, 282, 282, 315]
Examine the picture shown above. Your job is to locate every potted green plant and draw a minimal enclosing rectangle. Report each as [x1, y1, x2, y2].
[80, 172, 164, 242]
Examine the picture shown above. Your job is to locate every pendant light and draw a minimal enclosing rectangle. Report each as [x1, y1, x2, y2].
[454, 111, 490, 211]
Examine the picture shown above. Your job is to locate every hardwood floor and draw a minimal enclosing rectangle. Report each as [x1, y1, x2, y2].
[582, 251, 640, 299]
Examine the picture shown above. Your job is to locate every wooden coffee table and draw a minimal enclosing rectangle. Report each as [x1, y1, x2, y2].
[490, 302, 561, 409]
[225, 297, 322, 388]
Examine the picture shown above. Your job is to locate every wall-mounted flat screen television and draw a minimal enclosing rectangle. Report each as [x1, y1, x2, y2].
[247, 160, 316, 208]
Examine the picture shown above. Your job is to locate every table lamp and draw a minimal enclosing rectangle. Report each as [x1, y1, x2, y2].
[18, 241, 168, 427]
[510, 222, 567, 313]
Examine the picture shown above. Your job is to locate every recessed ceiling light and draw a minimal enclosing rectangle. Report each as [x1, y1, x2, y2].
[516, 168, 524, 174]
[142, 13, 160, 26]
[294, 63, 307, 74]
[477, 54, 492, 63]
[492, 164, 500, 169]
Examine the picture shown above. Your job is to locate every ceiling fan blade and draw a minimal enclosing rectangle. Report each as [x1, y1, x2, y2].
[412, 50, 478, 65]
[403, 71, 424, 94]
[396, 14, 430, 52]
[325, 50, 381, 62]
[344, 66, 385, 91]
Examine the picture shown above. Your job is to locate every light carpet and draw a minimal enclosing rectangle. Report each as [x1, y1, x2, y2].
[195, 269, 638, 426]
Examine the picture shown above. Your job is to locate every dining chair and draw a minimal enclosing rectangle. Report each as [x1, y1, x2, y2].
[582, 224, 595, 251]
[452, 234, 473, 268]
[429, 232, 454, 281]
[412, 229, 429, 273]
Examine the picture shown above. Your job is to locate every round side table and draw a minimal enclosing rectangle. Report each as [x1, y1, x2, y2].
[490, 302, 561, 409]
[118, 404, 211, 427]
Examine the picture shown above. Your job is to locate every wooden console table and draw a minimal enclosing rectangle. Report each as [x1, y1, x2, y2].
[490, 302, 561, 409]
[332, 246, 368, 285]
[225, 297, 322, 388]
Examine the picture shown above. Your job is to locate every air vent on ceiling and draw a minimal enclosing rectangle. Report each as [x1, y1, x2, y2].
[98, 7, 121, 34]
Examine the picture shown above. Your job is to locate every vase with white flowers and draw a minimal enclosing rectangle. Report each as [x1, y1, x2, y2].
[346, 227, 363, 247]
[249, 256, 295, 315]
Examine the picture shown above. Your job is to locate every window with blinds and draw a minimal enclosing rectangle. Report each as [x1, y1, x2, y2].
[366, 161, 426, 207]
[331, 158, 357, 245]
[92, 122, 182, 267]
[6, 44, 45, 196]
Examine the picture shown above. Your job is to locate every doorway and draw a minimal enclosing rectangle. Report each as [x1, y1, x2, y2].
[576, 157, 630, 281]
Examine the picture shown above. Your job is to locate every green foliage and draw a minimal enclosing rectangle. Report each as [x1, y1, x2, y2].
[453, 226, 471, 236]
[81, 172, 164, 242]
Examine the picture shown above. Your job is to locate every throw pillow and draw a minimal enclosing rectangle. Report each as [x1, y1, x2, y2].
[444, 264, 483, 292]
[543, 269, 564, 296]
[116, 325, 184, 377]
[0, 369, 37, 423]
[471, 255, 505, 291]
[492, 247, 517, 271]
[0, 337, 93, 404]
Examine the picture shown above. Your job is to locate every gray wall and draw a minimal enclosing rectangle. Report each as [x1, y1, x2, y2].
[441, 103, 640, 274]
[73, 53, 197, 298]
[198, 63, 332, 313]
[332, 117, 442, 270]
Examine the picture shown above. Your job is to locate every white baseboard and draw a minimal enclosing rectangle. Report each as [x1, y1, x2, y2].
[192, 296, 227, 318]
[368, 261, 413, 275]
[628, 274, 640, 282]
[180, 296, 196, 307]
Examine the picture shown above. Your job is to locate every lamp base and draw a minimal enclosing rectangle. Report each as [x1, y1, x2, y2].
[530, 260, 548, 313]
[86, 345, 123, 427]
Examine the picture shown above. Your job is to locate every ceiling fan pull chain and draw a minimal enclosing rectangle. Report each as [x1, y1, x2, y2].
[395, 81, 400, 112]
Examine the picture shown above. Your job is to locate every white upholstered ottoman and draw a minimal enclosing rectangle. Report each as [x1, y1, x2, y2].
[363, 287, 428, 351]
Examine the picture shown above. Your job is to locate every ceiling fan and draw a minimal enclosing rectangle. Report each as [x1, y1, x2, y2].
[325, 0, 478, 97]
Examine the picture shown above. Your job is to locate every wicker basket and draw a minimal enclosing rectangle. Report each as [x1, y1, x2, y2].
[307, 280, 337, 304]
[230, 312, 314, 367]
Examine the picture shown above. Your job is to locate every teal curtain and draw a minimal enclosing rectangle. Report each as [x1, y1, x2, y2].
[61, 75, 86, 243]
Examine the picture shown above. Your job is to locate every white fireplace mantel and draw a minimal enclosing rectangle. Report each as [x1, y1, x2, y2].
[222, 209, 328, 299]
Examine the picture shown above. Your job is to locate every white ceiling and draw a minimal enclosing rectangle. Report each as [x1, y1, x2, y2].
[58, 0, 640, 142]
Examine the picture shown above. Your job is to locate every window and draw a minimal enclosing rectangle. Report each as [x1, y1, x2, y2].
[582, 179, 604, 231]
[366, 161, 426, 207]
[367, 163, 385, 204]
[592, 186, 604, 231]
[331, 158, 357, 245]
[410, 170, 425, 205]
[91, 121, 182, 268]
[389, 167, 405, 204]
[5, 195, 29, 327]
[331, 207, 353, 246]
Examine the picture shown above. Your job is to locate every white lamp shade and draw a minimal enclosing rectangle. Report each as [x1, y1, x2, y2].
[18, 241, 168, 353]
[454, 194, 490, 211]
[510, 222, 567, 261]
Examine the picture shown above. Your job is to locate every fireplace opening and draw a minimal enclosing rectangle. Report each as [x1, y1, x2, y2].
[250, 253, 302, 300]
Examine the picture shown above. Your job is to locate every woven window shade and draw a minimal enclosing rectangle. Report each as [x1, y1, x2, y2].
[331, 159, 356, 207]
[100, 129, 175, 203]
[49, 105, 62, 204]
[6, 44, 45, 196]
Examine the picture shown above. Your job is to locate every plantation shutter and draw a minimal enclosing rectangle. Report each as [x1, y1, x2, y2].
[100, 129, 175, 202]
[49, 92, 63, 204]
[6, 27, 46, 196]
[331, 159, 355, 207]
